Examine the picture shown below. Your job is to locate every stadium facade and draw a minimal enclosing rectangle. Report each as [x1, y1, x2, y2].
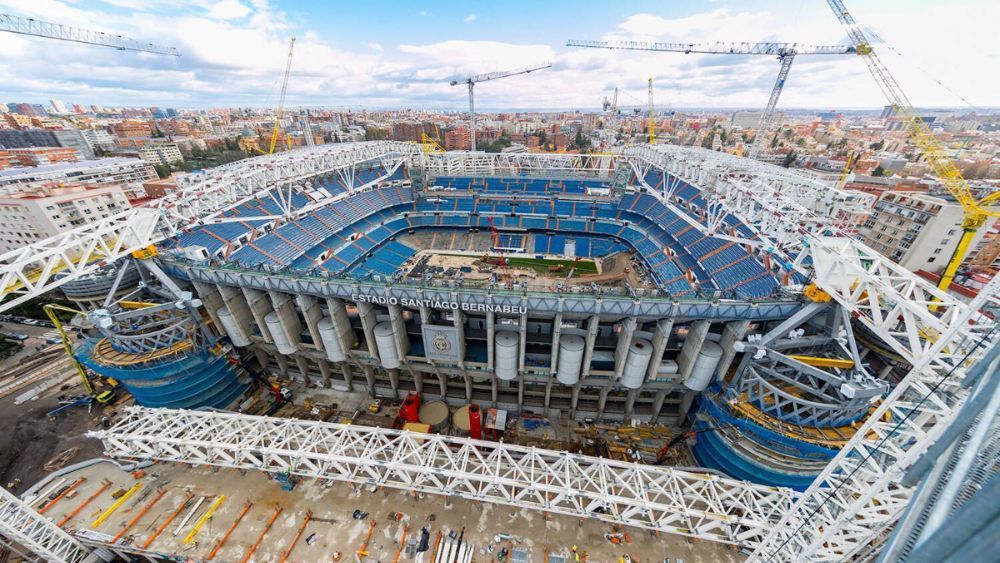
[74, 143, 892, 490]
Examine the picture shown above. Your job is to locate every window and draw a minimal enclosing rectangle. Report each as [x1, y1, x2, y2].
[942, 239, 951, 245]
[947, 229, 956, 235]
[928, 257, 936, 263]
[933, 248, 942, 254]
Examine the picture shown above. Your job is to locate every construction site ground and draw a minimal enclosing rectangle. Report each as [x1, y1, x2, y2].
[39, 460, 745, 562]
[0, 323, 113, 495]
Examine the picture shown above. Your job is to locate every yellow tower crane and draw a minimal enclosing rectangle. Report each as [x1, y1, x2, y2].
[268, 37, 296, 154]
[827, 0, 1000, 291]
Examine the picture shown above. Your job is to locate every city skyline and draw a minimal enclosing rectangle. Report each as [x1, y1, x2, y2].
[1, 0, 997, 111]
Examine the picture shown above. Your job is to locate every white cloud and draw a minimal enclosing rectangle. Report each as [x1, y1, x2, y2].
[365, 42, 383, 52]
[463, 13, 477, 23]
[418, 11, 429, 17]
[208, 0, 252, 20]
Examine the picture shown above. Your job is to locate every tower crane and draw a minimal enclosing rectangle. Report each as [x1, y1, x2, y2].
[566, 40, 855, 158]
[450, 63, 552, 151]
[0, 12, 179, 55]
[825, 0, 1000, 291]
[268, 37, 296, 154]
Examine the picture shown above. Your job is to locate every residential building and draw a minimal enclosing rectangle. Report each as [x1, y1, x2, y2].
[49, 99, 69, 114]
[81, 129, 118, 153]
[0, 147, 80, 169]
[0, 128, 95, 159]
[0, 183, 131, 254]
[138, 143, 184, 166]
[860, 191, 990, 272]
[444, 126, 471, 150]
[112, 120, 153, 138]
[0, 157, 157, 193]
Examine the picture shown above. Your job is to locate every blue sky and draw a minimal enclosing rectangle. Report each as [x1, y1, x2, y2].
[0, 0, 996, 110]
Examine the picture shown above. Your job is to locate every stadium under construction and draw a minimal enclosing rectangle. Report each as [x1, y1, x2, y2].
[2, 142, 997, 563]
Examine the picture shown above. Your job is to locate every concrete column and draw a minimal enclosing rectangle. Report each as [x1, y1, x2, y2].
[580, 315, 599, 378]
[452, 310, 466, 370]
[486, 311, 495, 371]
[518, 311, 528, 372]
[463, 374, 473, 401]
[413, 369, 424, 394]
[678, 320, 711, 382]
[676, 391, 697, 426]
[268, 291, 302, 352]
[241, 288, 274, 343]
[646, 318, 675, 381]
[597, 386, 610, 418]
[716, 320, 751, 379]
[649, 389, 668, 424]
[341, 363, 354, 392]
[388, 304, 410, 361]
[388, 368, 400, 399]
[275, 353, 290, 378]
[517, 374, 525, 410]
[253, 348, 269, 375]
[317, 359, 332, 388]
[491, 377, 498, 406]
[325, 298, 357, 357]
[613, 317, 637, 380]
[293, 355, 310, 386]
[624, 389, 637, 420]
[570, 385, 581, 416]
[356, 301, 379, 357]
[191, 280, 224, 334]
[362, 364, 376, 397]
[295, 294, 324, 350]
[438, 372, 448, 398]
[545, 313, 562, 411]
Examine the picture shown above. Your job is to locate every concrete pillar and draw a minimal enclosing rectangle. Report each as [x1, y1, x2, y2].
[275, 353, 290, 378]
[241, 287, 274, 343]
[517, 374, 525, 410]
[388, 304, 410, 361]
[570, 385, 581, 416]
[325, 298, 357, 358]
[317, 359, 332, 388]
[341, 363, 354, 392]
[452, 309, 466, 370]
[581, 315, 599, 378]
[438, 372, 448, 398]
[253, 348, 269, 375]
[491, 377, 498, 406]
[486, 311, 495, 371]
[362, 364, 376, 397]
[518, 311, 528, 372]
[356, 301, 379, 357]
[678, 320, 711, 382]
[545, 313, 562, 411]
[269, 292, 302, 351]
[294, 355, 310, 387]
[191, 280, 224, 334]
[676, 391, 697, 426]
[388, 368, 400, 399]
[646, 318, 675, 381]
[613, 317, 637, 380]
[624, 389, 637, 420]
[716, 320, 751, 379]
[463, 374, 473, 401]
[597, 386, 610, 418]
[295, 294, 324, 350]
[413, 369, 424, 394]
[649, 389, 668, 424]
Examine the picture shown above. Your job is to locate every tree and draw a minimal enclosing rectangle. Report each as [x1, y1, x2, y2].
[153, 163, 171, 178]
[770, 133, 780, 148]
[871, 165, 892, 177]
[719, 130, 728, 144]
[780, 151, 797, 168]
[870, 140, 885, 151]
[701, 130, 716, 149]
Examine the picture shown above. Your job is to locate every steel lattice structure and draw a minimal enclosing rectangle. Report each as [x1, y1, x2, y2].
[0, 487, 92, 563]
[623, 144, 1000, 561]
[89, 407, 801, 549]
[0, 142, 416, 311]
[0, 13, 178, 55]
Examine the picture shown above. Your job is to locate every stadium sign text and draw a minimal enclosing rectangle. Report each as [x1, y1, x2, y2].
[351, 294, 527, 314]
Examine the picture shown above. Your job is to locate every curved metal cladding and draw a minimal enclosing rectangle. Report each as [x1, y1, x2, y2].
[76, 338, 246, 409]
[690, 393, 839, 491]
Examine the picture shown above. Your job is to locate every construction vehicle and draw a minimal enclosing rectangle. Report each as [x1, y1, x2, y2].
[95, 390, 117, 405]
[450, 63, 552, 151]
[368, 398, 383, 414]
[268, 37, 296, 154]
[263, 383, 292, 416]
[825, 0, 1000, 291]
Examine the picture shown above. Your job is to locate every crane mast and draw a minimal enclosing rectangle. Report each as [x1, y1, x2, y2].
[450, 63, 552, 151]
[566, 40, 854, 159]
[268, 37, 296, 154]
[824, 0, 1000, 290]
[0, 12, 179, 55]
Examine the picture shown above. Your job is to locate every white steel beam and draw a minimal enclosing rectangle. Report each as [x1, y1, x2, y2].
[621, 143, 1000, 562]
[89, 407, 801, 550]
[0, 487, 92, 563]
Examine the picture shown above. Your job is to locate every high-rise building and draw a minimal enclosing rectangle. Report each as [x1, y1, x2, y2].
[0, 147, 80, 169]
[0, 183, 132, 253]
[138, 142, 184, 166]
[0, 128, 95, 159]
[82, 129, 118, 153]
[444, 126, 471, 150]
[0, 157, 157, 192]
[860, 191, 990, 273]
[49, 99, 69, 114]
[112, 120, 153, 138]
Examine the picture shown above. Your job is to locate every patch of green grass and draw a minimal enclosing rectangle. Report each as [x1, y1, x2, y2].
[505, 257, 598, 275]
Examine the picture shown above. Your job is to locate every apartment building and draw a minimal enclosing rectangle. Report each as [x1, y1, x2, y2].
[112, 120, 153, 138]
[82, 129, 118, 153]
[0, 147, 79, 169]
[860, 191, 990, 273]
[0, 128, 95, 159]
[0, 183, 131, 254]
[137, 143, 184, 166]
[0, 157, 157, 192]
